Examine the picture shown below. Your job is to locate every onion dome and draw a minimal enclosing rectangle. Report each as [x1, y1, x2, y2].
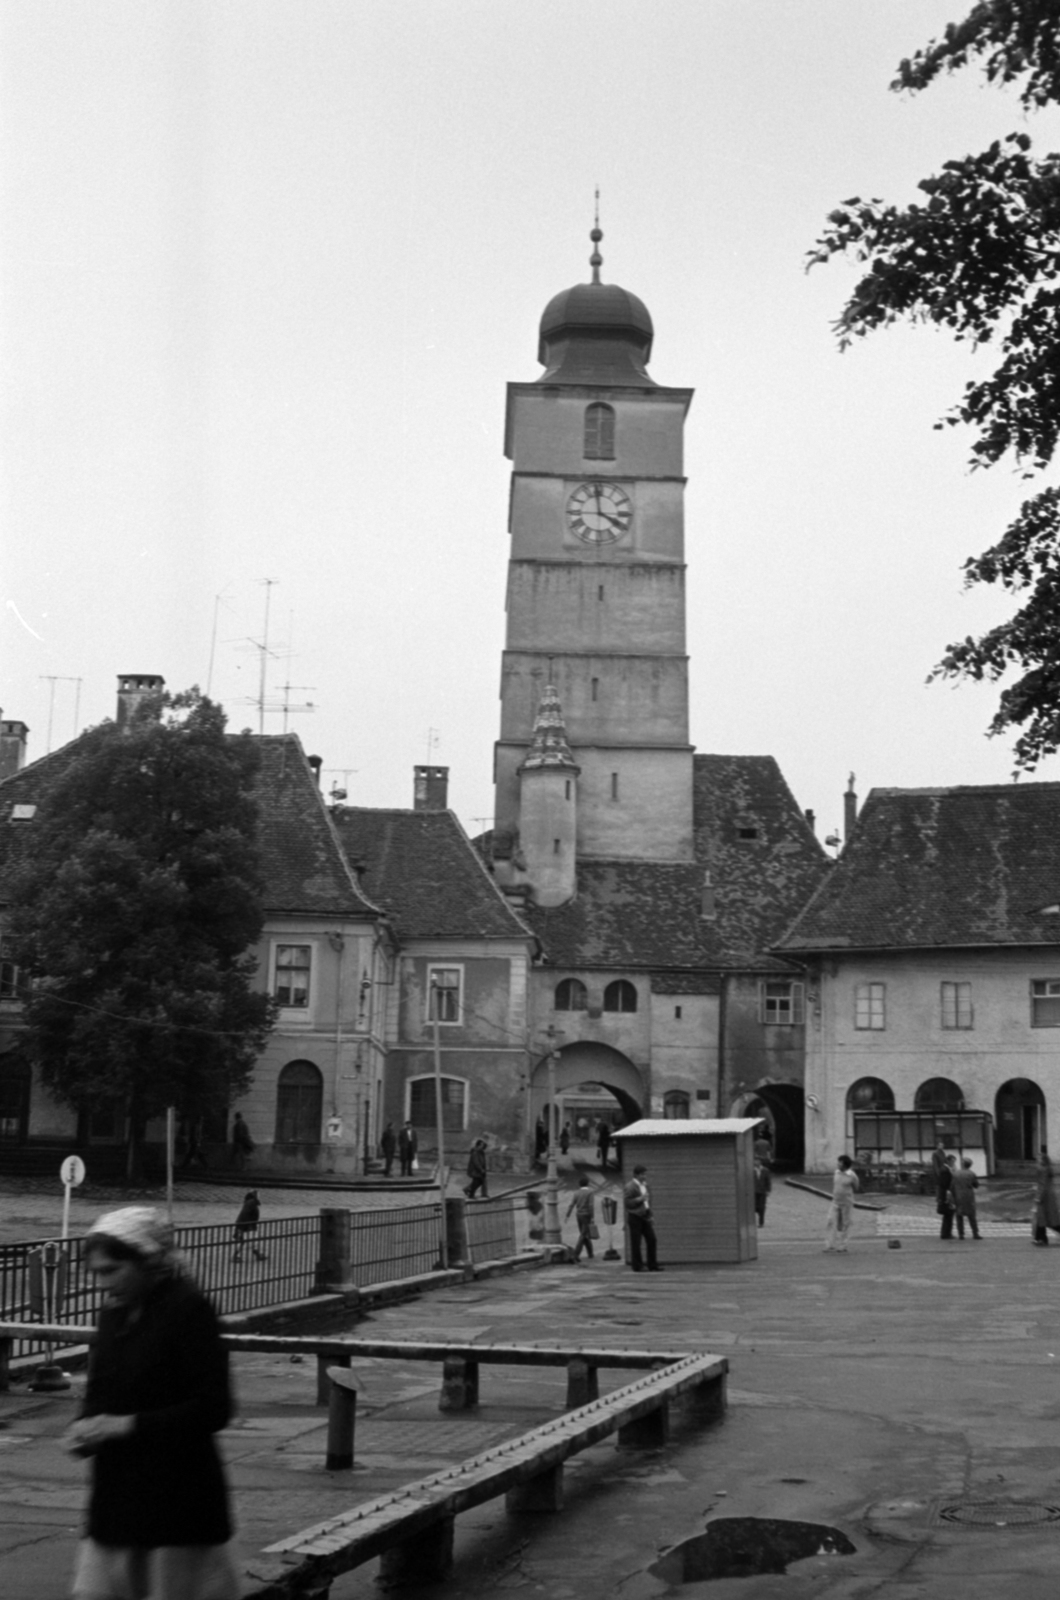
[537, 222, 654, 387]
[519, 681, 579, 773]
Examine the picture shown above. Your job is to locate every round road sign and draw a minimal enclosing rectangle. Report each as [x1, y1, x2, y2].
[59, 1155, 86, 1188]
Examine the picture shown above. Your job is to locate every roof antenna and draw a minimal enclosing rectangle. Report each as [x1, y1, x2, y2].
[590, 188, 603, 284]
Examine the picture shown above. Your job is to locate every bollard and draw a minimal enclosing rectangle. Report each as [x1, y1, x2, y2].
[318, 1350, 350, 1407]
[325, 1367, 360, 1471]
[444, 1197, 470, 1268]
[565, 1357, 599, 1410]
[439, 1356, 479, 1411]
[315, 1209, 353, 1293]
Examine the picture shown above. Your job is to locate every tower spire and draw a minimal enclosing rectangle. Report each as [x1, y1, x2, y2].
[590, 189, 603, 284]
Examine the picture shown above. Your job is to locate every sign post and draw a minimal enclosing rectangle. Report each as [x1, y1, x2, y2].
[59, 1154, 85, 1243]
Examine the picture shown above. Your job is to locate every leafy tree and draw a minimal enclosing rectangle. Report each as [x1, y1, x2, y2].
[809, 1, 1060, 770]
[6, 689, 275, 1177]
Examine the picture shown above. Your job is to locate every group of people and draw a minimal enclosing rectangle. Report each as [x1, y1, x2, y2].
[932, 1140, 982, 1240]
[378, 1121, 420, 1177]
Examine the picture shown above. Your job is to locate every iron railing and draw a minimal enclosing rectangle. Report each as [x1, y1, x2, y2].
[465, 1194, 518, 1263]
[347, 1202, 443, 1285]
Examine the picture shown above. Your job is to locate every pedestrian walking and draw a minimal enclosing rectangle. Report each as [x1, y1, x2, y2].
[566, 1176, 597, 1261]
[937, 1154, 957, 1240]
[754, 1126, 773, 1167]
[1033, 1147, 1060, 1245]
[624, 1164, 661, 1271]
[380, 1121, 397, 1178]
[464, 1138, 489, 1199]
[232, 1190, 266, 1262]
[65, 1206, 239, 1600]
[560, 1122, 571, 1156]
[754, 1158, 772, 1226]
[597, 1120, 612, 1170]
[398, 1120, 418, 1177]
[230, 1111, 253, 1172]
[823, 1154, 859, 1252]
[951, 1157, 981, 1240]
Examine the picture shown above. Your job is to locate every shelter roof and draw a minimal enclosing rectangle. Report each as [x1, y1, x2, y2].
[613, 1118, 764, 1138]
[334, 806, 535, 945]
[778, 782, 1060, 953]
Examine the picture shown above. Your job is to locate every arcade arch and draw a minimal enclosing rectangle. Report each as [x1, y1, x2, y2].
[995, 1078, 1046, 1162]
[530, 1041, 645, 1146]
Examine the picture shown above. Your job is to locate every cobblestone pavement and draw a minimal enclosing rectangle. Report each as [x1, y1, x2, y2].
[6, 1177, 1060, 1598]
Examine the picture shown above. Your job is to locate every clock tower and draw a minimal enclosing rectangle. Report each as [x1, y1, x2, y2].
[494, 227, 695, 888]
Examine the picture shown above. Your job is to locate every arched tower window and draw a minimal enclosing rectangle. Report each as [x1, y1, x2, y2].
[604, 979, 637, 1013]
[275, 1060, 323, 1145]
[555, 978, 588, 1012]
[583, 403, 615, 460]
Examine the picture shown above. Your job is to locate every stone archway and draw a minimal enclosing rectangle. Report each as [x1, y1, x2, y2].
[995, 1078, 1046, 1163]
[530, 1041, 646, 1135]
[733, 1082, 805, 1170]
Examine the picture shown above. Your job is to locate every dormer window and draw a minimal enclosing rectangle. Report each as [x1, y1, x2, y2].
[584, 403, 615, 460]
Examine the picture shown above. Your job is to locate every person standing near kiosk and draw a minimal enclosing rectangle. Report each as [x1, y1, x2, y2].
[624, 1165, 661, 1272]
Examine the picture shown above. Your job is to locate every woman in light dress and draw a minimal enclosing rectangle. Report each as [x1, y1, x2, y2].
[824, 1154, 859, 1252]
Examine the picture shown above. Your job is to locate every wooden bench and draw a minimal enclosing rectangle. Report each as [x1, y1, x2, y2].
[243, 1351, 728, 1597]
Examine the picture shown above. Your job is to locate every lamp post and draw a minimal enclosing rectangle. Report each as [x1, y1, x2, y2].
[431, 983, 448, 1268]
[542, 1025, 562, 1246]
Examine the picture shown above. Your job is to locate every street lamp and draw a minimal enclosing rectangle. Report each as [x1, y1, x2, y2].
[541, 1025, 563, 1246]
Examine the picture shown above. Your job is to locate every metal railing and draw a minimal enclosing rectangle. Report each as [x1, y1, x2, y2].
[347, 1202, 443, 1285]
[465, 1194, 518, 1263]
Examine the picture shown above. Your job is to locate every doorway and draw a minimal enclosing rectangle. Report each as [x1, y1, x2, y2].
[995, 1079, 1045, 1161]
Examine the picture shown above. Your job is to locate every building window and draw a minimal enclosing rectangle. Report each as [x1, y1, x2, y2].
[759, 980, 805, 1025]
[555, 978, 588, 1011]
[846, 1077, 895, 1113]
[915, 1077, 965, 1112]
[591, 677, 599, 701]
[564, 779, 571, 800]
[584, 402, 615, 459]
[611, 772, 619, 801]
[427, 965, 462, 1024]
[409, 1075, 468, 1131]
[604, 979, 637, 1013]
[275, 945, 311, 1009]
[275, 1060, 323, 1145]
[0, 940, 28, 1003]
[1031, 978, 1060, 1027]
[675, 1005, 682, 1020]
[737, 826, 759, 842]
[941, 981, 973, 1029]
[663, 1091, 690, 1119]
[854, 982, 885, 1030]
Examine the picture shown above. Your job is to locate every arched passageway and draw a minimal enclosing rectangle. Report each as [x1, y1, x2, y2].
[530, 1042, 646, 1158]
[733, 1082, 805, 1170]
[995, 1079, 1046, 1162]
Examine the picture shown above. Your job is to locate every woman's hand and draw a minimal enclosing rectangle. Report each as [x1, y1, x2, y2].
[63, 1413, 135, 1457]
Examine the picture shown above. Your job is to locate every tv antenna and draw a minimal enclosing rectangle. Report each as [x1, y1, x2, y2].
[326, 767, 359, 805]
[39, 675, 83, 752]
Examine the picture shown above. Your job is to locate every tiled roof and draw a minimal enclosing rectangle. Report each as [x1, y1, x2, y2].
[334, 807, 536, 944]
[0, 730, 376, 921]
[253, 737, 380, 918]
[778, 782, 1060, 951]
[522, 755, 828, 973]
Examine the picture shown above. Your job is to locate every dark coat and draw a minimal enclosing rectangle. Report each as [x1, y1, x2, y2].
[398, 1126, 418, 1157]
[467, 1145, 487, 1179]
[82, 1273, 232, 1547]
[380, 1125, 397, 1156]
[234, 1194, 260, 1234]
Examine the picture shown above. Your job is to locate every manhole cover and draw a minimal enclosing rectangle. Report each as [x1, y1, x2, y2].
[938, 1502, 1060, 1529]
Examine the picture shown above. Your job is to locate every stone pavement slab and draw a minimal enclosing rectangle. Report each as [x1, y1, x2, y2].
[5, 1178, 1060, 1597]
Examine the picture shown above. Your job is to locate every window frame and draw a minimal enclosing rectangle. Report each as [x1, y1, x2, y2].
[940, 980, 973, 1030]
[407, 1073, 469, 1132]
[603, 978, 638, 1014]
[854, 981, 886, 1031]
[274, 1059, 324, 1146]
[426, 964, 464, 1026]
[583, 402, 615, 460]
[1031, 978, 1060, 1028]
[759, 979, 805, 1026]
[555, 978, 588, 1012]
[273, 942, 313, 1012]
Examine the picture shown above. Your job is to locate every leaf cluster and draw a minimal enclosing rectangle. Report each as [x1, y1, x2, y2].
[6, 690, 277, 1124]
[811, 1, 1060, 767]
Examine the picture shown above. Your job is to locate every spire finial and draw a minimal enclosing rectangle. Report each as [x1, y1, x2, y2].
[589, 187, 603, 284]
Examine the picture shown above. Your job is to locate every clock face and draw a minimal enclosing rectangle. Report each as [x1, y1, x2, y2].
[566, 480, 632, 544]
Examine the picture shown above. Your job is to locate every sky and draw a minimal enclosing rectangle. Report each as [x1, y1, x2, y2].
[3, 0, 1060, 847]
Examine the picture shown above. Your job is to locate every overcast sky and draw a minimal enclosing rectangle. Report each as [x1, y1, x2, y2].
[4, 1, 1060, 845]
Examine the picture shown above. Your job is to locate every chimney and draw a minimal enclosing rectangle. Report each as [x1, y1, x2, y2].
[414, 765, 449, 811]
[844, 774, 858, 844]
[116, 674, 165, 730]
[0, 720, 29, 780]
[804, 808, 815, 834]
[307, 755, 322, 786]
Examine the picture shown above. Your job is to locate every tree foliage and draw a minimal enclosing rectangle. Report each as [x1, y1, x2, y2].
[809, 1, 1060, 770]
[6, 690, 275, 1171]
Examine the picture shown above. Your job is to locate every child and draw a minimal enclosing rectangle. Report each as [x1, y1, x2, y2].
[565, 1176, 596, 1261]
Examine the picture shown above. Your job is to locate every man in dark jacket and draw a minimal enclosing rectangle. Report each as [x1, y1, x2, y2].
[398, 1121, 418, 1177]
[380, 1121, 397, 1177]
[624, 1165, 661, 1271]
[464, 1138, 489, 1199]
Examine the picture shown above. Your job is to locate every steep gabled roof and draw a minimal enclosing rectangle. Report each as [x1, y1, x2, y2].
[0, 729, 377, 922]
[334, 807, 536, 944]
[521, 754, 828, 973]
[778, 782, 1060, 952]
[253, 737, 381, 919]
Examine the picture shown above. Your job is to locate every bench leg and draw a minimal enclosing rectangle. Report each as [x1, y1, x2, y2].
[506, 1463, 564, 1513]
[618, 1399, 670, 1449]
[439, 1356, 479, 1411]
[565, 1357, 599, 1410]
[379, 1515, 454, 1584]
[326, 1382, 357, 1471]
[685, 1371, 726, 1421]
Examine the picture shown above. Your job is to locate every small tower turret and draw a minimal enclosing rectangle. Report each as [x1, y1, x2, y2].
[518, 679, 579, 907]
